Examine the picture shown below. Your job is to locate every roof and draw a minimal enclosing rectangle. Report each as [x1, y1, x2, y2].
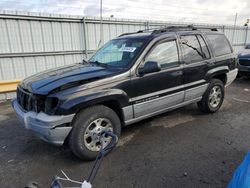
[116, 25, 220, 40]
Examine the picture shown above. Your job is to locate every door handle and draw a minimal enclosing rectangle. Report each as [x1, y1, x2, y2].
[206, 61, 215, 65]
[175, 71, 183, 75]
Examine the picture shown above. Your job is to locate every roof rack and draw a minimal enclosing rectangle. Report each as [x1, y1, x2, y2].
[119, 32, 139, 37]
[151, 25, 218, 34]
[118, 28, 156, 37]
[118, 25, 218, 37]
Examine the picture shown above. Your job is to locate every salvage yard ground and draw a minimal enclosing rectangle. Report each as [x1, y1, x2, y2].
[0, 78, 250, 188]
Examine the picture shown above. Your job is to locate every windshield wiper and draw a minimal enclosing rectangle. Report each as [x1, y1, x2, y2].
[89, 61, 108, 67]
[89, 60, 125, 70]
[81, 59, 89, 64]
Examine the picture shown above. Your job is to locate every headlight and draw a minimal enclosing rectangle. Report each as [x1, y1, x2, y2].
[45, 97, 59, 114]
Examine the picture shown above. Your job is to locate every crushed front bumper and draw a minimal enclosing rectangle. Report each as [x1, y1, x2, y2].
[12, 99, 75, 146]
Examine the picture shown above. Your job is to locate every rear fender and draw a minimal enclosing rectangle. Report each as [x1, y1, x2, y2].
[205, 66, 229, 82]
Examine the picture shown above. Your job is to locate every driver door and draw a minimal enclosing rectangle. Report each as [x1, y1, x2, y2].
[130, 38, 184, 118]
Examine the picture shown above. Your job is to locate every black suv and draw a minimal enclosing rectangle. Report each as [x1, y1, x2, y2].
[12, 26, 238, 160]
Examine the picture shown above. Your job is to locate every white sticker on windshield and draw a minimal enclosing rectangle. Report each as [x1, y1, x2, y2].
[119, 47, 136, 52]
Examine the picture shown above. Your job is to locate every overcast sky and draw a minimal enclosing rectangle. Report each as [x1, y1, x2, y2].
[0, 0, 249, 25]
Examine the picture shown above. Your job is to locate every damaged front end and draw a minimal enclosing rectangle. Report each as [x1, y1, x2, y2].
[17, 86, 46, 113]
[13, 86, 75, 145]
[13, 62, 119, 145]
[17, 86, 61, 115]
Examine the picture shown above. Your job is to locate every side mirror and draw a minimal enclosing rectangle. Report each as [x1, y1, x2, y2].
[138, 61, 161, 75]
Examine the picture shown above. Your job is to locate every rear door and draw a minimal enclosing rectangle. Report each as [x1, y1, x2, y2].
[179, 34, 212, 101]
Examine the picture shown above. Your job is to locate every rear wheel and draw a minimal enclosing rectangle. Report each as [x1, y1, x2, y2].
[197, 79, 224, 113]
[69, 105, 121, 160]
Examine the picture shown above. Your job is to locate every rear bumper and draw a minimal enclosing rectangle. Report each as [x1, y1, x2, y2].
[12, 99, 75, 146]
[226, 68, 238, 87]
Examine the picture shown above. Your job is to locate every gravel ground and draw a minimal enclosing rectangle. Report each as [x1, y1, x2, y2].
[0, 78, 250, 188]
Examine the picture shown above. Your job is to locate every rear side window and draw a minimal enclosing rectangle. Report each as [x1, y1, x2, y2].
[197, 35, 210, 59]
[180, 35, 206, 63]
[206, 34, 232, 57]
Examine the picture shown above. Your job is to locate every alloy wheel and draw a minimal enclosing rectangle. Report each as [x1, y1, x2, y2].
[83, 118, 113, 151]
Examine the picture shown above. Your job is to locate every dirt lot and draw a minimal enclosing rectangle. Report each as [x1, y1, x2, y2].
[0, 78, 250, 188]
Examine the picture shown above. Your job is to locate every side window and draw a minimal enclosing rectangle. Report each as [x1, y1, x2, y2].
[206, 34, 232, 57]
[180, 35, 205, 63]
[197, 35, 210, 59]
[145, 40, 179, 69]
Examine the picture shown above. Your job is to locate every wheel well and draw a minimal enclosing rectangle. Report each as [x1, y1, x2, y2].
[74, 99, 125, 124]
[212, 74, 227, 85]
[100, 100, 124, 123]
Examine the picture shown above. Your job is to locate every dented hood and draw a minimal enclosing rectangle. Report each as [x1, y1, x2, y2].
[20, 63, 118, 95]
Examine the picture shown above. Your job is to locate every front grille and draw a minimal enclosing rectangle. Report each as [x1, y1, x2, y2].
[17, 87, 36, 112]
[239, 59, 250, 66]
[17, 87, 45, 112]
[17, 87, 41, 112]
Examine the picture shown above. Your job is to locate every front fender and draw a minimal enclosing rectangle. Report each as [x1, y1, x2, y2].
[57, 89, 129, 115]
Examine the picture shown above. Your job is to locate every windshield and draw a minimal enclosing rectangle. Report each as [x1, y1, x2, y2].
[89, 38, 147, 68]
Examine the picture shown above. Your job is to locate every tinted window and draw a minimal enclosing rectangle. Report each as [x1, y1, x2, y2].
[145, 40, 179, 68]
[180, 35, 204, 63]
[197, 35, 210, 59]
[206, 34, 232, 57]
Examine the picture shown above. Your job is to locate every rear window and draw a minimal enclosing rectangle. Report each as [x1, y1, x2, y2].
[206, 34, 232, 57]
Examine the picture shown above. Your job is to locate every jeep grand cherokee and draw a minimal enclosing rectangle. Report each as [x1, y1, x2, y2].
[12, 25, 238, 160]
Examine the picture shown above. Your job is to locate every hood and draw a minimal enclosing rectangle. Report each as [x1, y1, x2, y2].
[20, 63, 118, 95]
[238, 49, 250, 58]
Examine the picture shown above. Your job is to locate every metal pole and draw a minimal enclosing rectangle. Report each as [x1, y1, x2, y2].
[99, 0, 103, 48]
[245, 26, 249, 45]
[222, 25, 225, 33]
[231, 13, 238, 44]
[83, 17, 88, 59]
[145, 21, 149, 30]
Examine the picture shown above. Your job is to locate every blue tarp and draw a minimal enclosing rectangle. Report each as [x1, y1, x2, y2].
[228, 152, 250, 188]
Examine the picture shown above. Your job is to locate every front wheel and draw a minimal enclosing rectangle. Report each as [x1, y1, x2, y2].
[69, 105, 121, 160]
[197, 79, 225, 113]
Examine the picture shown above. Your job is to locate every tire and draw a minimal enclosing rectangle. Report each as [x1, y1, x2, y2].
[197, 79, 225, 113]
[69, 105, 121, 160]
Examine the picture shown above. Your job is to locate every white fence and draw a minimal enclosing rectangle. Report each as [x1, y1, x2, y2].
[0, 10, 249, 100]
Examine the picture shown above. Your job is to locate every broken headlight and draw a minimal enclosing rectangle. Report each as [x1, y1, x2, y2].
[45, 97, 59, 114]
